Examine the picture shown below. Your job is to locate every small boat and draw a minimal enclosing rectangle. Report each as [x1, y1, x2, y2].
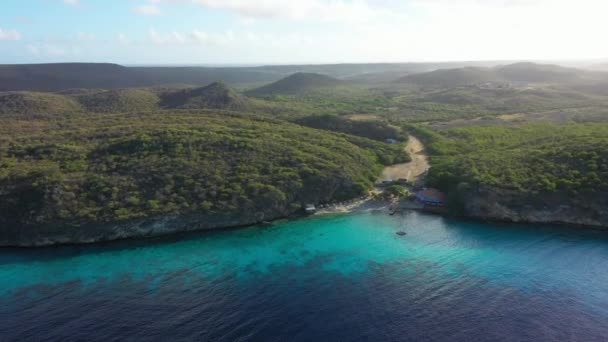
[304, 204, 317, 215]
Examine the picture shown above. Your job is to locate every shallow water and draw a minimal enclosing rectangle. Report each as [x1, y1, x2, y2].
[1, 211, 608, 341]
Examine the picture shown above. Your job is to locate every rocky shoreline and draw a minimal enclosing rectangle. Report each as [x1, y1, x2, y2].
[462, 187, 608, 230]
[2, 191, 606, 248]
[0, 207, 295, 248]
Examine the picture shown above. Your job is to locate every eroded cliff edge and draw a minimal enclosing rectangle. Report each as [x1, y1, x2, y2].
[0, 206, 293, 247]
[463, 187, 608, 228]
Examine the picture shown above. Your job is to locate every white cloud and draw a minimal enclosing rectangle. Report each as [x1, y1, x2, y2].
[76, 32, 96, 42]
[63, 0, 80, 6]
[26, 44, 40, 56]
[191, 30, 235, 45]
[14, 0, 608, 64]
[134, 5, 162, 16]
[117, 33, 130, 45]
[146, 28, 236, 46]
[183, 0, 390, 22]
[149, 29, 187, 44]
[0, 28, 22, 41]
[26, 43, 68, 57]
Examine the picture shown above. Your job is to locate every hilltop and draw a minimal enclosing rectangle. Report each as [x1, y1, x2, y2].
[247, 73, 346, 96]
[160, 82, 248, 110]
[0, 91, 83, 117]
[0, 83, 253, 115]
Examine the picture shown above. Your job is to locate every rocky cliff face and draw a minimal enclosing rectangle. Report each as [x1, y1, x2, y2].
[0, 206, 293, 247]
[464, 187, 608, 228]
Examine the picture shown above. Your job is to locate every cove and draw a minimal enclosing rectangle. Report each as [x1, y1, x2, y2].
[1, 211, 608, 341]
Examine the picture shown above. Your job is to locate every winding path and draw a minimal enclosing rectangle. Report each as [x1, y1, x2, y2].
[379, 135, 429, 186]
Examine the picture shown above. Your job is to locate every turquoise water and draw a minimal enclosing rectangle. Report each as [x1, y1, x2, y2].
[1, 211, 608, 341]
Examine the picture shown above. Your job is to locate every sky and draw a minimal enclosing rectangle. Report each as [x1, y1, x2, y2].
[1, 0, 607, 65]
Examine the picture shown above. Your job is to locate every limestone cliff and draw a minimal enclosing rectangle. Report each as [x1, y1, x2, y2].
[0, 206, 293, 247]
[463, 187, 608, 228]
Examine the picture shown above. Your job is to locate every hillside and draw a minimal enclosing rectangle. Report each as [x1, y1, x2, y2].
[411, 123, 608, 226]
[396, 67, 500, 88]
[0, 84, 253, 115]
[296, 114, 406, 142]
[396, 62, 608, 88]
[0, 111, 406, 239]
[246, 73, 345, 96]
[495, 62, 586, 83]
[418, 86, 591, 110]
[75, 89, 160, 113]
[0, 91, 83, 116]
[160, 82, 248, 110]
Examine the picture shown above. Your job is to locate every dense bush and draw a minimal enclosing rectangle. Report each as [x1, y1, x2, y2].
[0, 111, 396, 226]
[418, 123, 608, 195]
[296, 114, 407, 142]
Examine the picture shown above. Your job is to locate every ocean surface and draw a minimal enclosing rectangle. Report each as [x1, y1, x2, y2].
[1, 211, 607, 341]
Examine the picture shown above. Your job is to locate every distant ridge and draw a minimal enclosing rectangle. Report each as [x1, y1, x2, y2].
[495, 62, 584, 83]
[0, 63, 281, 92]
[0, 63, 141, 92]
[396, 67, 498, 88]
[0, 61, 541, 92]
[396, 62, 607, 87]
[160, 81, 248, 110]
[247, 72, 345, 96]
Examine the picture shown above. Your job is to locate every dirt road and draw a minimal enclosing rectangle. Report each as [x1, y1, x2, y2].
[379, 135, 429, 185]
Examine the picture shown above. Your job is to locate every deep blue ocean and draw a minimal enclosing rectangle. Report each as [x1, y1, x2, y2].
[1, 211, 607, 341]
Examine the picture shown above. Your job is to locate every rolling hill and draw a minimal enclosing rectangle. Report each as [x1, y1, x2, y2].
[396, 62, 608, 88]
[0, 91, 83, 116]
[396, 67, 499, 88]
[0, 83, 252, 115]
[160, 82, 248, 110]
[495, 62, 587, 83]
[246, 73, 345, 96]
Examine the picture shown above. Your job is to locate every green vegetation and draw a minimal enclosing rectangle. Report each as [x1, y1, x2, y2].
[76, 89, 160, 113]
[382, 183, 409, 199]
[1, 61, 608, 231]
[0, 92, 83, 116]
[413, 123, 608, 198]
[386, 86, 603, 123]
[0, 111, 400, 227]
[296, 114, 407, 142]
[160, 82, 248, 110]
